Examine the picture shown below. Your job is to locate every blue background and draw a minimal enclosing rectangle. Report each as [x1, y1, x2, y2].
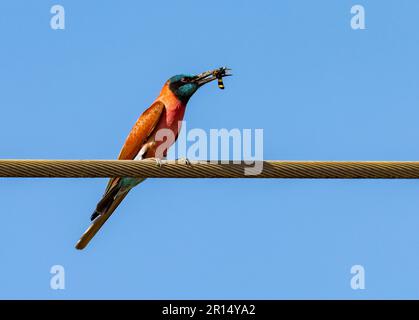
[1, 0, 419, 299]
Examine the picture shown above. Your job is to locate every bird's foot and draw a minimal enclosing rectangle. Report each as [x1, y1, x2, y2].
[177, 157, 192, 166]
[149, 158, 165, 167]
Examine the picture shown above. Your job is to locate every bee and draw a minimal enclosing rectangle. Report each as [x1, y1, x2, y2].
[217, 76, 225, 90]
[213, 67, 230, 90]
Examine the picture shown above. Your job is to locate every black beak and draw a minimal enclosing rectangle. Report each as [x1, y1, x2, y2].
[193, 67, 232, 87]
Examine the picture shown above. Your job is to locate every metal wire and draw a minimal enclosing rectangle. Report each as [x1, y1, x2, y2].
[1, 159, 419, 179]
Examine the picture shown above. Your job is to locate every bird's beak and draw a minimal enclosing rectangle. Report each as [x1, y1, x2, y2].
[193, 67, 232, 87]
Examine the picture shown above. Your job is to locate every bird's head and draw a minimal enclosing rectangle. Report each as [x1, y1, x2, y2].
[168, 68, 231, 102]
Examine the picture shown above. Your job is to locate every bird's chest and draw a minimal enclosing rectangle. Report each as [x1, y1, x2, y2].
[143, 103, 187, 158]
[156, 103, 187, 137]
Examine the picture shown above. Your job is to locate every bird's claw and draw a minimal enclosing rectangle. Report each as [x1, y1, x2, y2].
[177, 157, 192, 166]
[149, 158, 164, 167]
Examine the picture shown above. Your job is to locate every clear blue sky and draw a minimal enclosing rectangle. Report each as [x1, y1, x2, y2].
[1, 0, 419, 299]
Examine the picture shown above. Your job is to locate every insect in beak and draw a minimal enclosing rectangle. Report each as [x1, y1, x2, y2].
[193, 67, 232, 89]
[213, 67, 231, 90]
[217, 75, 225, 90]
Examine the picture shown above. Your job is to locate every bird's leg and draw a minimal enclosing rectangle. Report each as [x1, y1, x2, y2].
[135, 142, 166, 167]
[155, 158, 164, 167]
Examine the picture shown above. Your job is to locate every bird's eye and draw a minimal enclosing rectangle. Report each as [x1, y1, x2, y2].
[181, 77, 189, 83]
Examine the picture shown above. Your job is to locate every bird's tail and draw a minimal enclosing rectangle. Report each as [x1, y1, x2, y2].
[75, 188, 129, 250]
[90, 185, 120, 221]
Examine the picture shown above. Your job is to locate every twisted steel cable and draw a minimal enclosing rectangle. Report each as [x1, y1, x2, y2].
[1, 159, 419, 179]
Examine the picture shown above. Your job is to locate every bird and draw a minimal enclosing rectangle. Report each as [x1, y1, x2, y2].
[75, 68, 231, 250]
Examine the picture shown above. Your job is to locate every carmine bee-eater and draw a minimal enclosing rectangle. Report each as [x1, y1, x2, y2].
[76, 67, 231, 250]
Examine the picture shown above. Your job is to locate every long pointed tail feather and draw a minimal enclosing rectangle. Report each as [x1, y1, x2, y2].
[75, 192, 129, 250]
[90, 185, 120, 221]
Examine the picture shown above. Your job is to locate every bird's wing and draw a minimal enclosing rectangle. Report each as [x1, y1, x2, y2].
[104, 100, 165, 193]
[75, 100, 165, 250]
